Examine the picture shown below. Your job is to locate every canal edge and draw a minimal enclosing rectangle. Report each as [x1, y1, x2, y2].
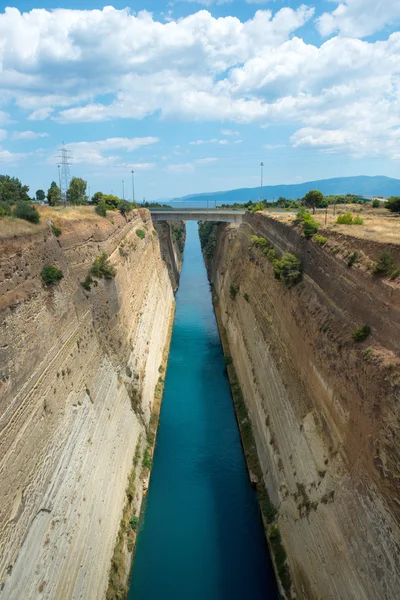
[105, 302, 177, 600]
[212, 295, 294, 600]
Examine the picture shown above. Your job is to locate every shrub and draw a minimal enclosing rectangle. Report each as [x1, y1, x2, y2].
[372, 199, 380, 208]
[374, 251, 395, 277]
[224, 355, 233, 365]
[385, 196, 400, 213]
[347, 251, 359, 268]
[353, 216, 364, 225]
[314, 235, 327, 245]
[90, 253, 116, 279]
[273, 253, 302, 288]
[0, 201, 12, 217]
[41, 264, 63, 286]
[118, 200, 133, 216]
[303, 217, 319, 238]
[266, 248, 276, 262]
[129, 516, 139, 532]
[230, 284, 240, 299]
[243, 293, 249, 302]
[352, 324, 371, 342]
[142, 446, 152, 470]
[81, 275, 93, 291]
[136, 229, 145, 239]
[336, 213, 354, 225]
[95, 199, 107, 217]
[51, 223, 62, 237]
[390, 268, 400, 280]
[250, 235, 270, 249]
[13, 201, 40, 224]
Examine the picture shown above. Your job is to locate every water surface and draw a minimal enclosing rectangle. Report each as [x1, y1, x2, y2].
[128, 221, 277, 600]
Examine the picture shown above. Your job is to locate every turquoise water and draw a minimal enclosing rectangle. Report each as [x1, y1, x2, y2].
[128, 221, 278, 600]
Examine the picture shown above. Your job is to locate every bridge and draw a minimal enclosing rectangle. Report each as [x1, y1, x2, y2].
[149, 209, 245, 223]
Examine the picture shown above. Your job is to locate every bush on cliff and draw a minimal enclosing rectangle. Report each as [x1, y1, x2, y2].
[90, 253, 116, 279]
[273, 253, 302, 288]
[95, 199, 107, 217]
[374, 251, 395, 277]
[295, 209, 319, 239]
[352, 324, 371, 342]
[13, 201, 40, 224]
[0, 201, 12, 217]
[41, 265, 63, 286]
[136, 229, 145, 239]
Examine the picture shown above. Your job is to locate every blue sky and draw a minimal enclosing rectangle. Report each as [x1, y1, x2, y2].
[1, 0, 400, 200]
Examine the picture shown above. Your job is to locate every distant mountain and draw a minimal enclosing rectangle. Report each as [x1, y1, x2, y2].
[170, 176, 400, 204]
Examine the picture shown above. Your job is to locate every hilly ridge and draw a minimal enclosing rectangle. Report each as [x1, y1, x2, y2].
[171, 175, 400, 204]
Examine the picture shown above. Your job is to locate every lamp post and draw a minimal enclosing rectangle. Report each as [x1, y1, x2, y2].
[57, 164, 63, 206]
[260, 162, 264, 202]
[122, 180, 125, 200]
[131, 170, 135, 204]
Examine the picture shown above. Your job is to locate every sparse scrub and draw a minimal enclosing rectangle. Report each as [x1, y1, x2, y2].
[352, 324, 371, 342]
[273, 253, 302, 288]
[336, 213, 363, 225]
[90, 253, 116, 279]
[390, 268, 400, 280]
[230, 284, 240, 299]
[266, 248, 276, 262]
[142, 446, 152, 470]
[129, 516, 139, 532]
[50, 223, 62, 237]
[244, 293, 250, 302]
[374, 251, 395, 277]
[224, 355, 233, 365]
[315, 235, 327, 245]
[347, 251, 359, 268]
[41, 265, 63, 287]
[136, 229, 145, 239]
[0, 201, 12, 217]
[372, 199, 380, 208]
[95, 199, 107, 217]
[80, 275, 93, 291]
[13, 201, 40, 224]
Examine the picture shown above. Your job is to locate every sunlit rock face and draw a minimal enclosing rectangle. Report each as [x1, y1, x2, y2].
[0, 209, 179, 599]
[206, 213, 400, 600]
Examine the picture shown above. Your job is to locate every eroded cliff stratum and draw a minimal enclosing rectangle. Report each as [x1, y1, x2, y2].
[0, 209, 182, 599]
[203, 213, 400, 600]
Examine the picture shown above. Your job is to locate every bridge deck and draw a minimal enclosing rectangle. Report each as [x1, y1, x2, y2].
[149, 209, 245, 223]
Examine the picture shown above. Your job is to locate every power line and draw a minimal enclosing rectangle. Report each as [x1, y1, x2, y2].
[56, 142, 72, 206]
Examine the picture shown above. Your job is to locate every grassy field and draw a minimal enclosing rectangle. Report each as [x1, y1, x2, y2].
[268, 205, 400, 245]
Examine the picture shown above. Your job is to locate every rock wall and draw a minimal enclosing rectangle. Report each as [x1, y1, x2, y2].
[154, 221, 186, 292]
[0, 209, 177, 599]
[207, 214, 400, 600]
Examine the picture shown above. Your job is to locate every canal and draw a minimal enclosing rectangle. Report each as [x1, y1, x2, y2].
[128, 221, 278, 600]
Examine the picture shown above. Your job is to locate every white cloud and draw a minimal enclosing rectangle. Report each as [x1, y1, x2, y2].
[61, 137, 159, 165]
[12, 130, 49, 140]
[190, 138, 229, 145]
[0, 7, 399, 159]
[0, 148, 27, 163]
[0, 129, 7, 141]
[167, 157, 218, 172]
[246, 0, 269, 4]
[221, 129, 240, 136]
[317, 0, 400, 38]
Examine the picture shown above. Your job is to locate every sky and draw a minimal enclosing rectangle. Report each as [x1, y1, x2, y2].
[0, 0, 400, 201]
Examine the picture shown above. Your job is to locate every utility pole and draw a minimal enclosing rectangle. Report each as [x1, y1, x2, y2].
[260, 162, 264, 202]
[122, 180, 125, 200]
[131, 170, 135, 203]
[57, 164, 62, 204]
[57, 142, 71, 207]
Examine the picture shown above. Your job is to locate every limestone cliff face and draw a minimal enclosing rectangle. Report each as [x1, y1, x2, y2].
[0, 209, 177, 599]
[207, 214, 400, 600]
[154, 221, 186, 292]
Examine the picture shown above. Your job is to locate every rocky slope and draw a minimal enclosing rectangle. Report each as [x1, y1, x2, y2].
[204, 213, 400, 600]
[154, 221, 186, 292]
[0, 209, 181, 600]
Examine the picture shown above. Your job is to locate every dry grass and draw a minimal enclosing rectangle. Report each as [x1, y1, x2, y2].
[267, 205, 400, 245]
[0, 206, 112, 240]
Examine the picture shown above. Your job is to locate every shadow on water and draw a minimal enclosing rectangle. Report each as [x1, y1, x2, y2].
[128, 221, 278, 600]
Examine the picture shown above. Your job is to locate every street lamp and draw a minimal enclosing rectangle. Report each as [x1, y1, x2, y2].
[131, 170, 135, 203]
[260, 162, 264, 202]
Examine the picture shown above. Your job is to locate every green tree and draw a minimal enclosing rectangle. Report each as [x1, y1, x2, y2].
[66, 177, 88, 205]
[303, 190, 324, 214]
[102, 194, 120, 209]
[385, 196, 400, 213]
[91, 191, 104, 205]
[372, 199, 380, 208]
[47, 181, 61, 206]
[0, 175, 30, 204]
[118, 200, 133, 217]
[35, 189, 46, 203]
